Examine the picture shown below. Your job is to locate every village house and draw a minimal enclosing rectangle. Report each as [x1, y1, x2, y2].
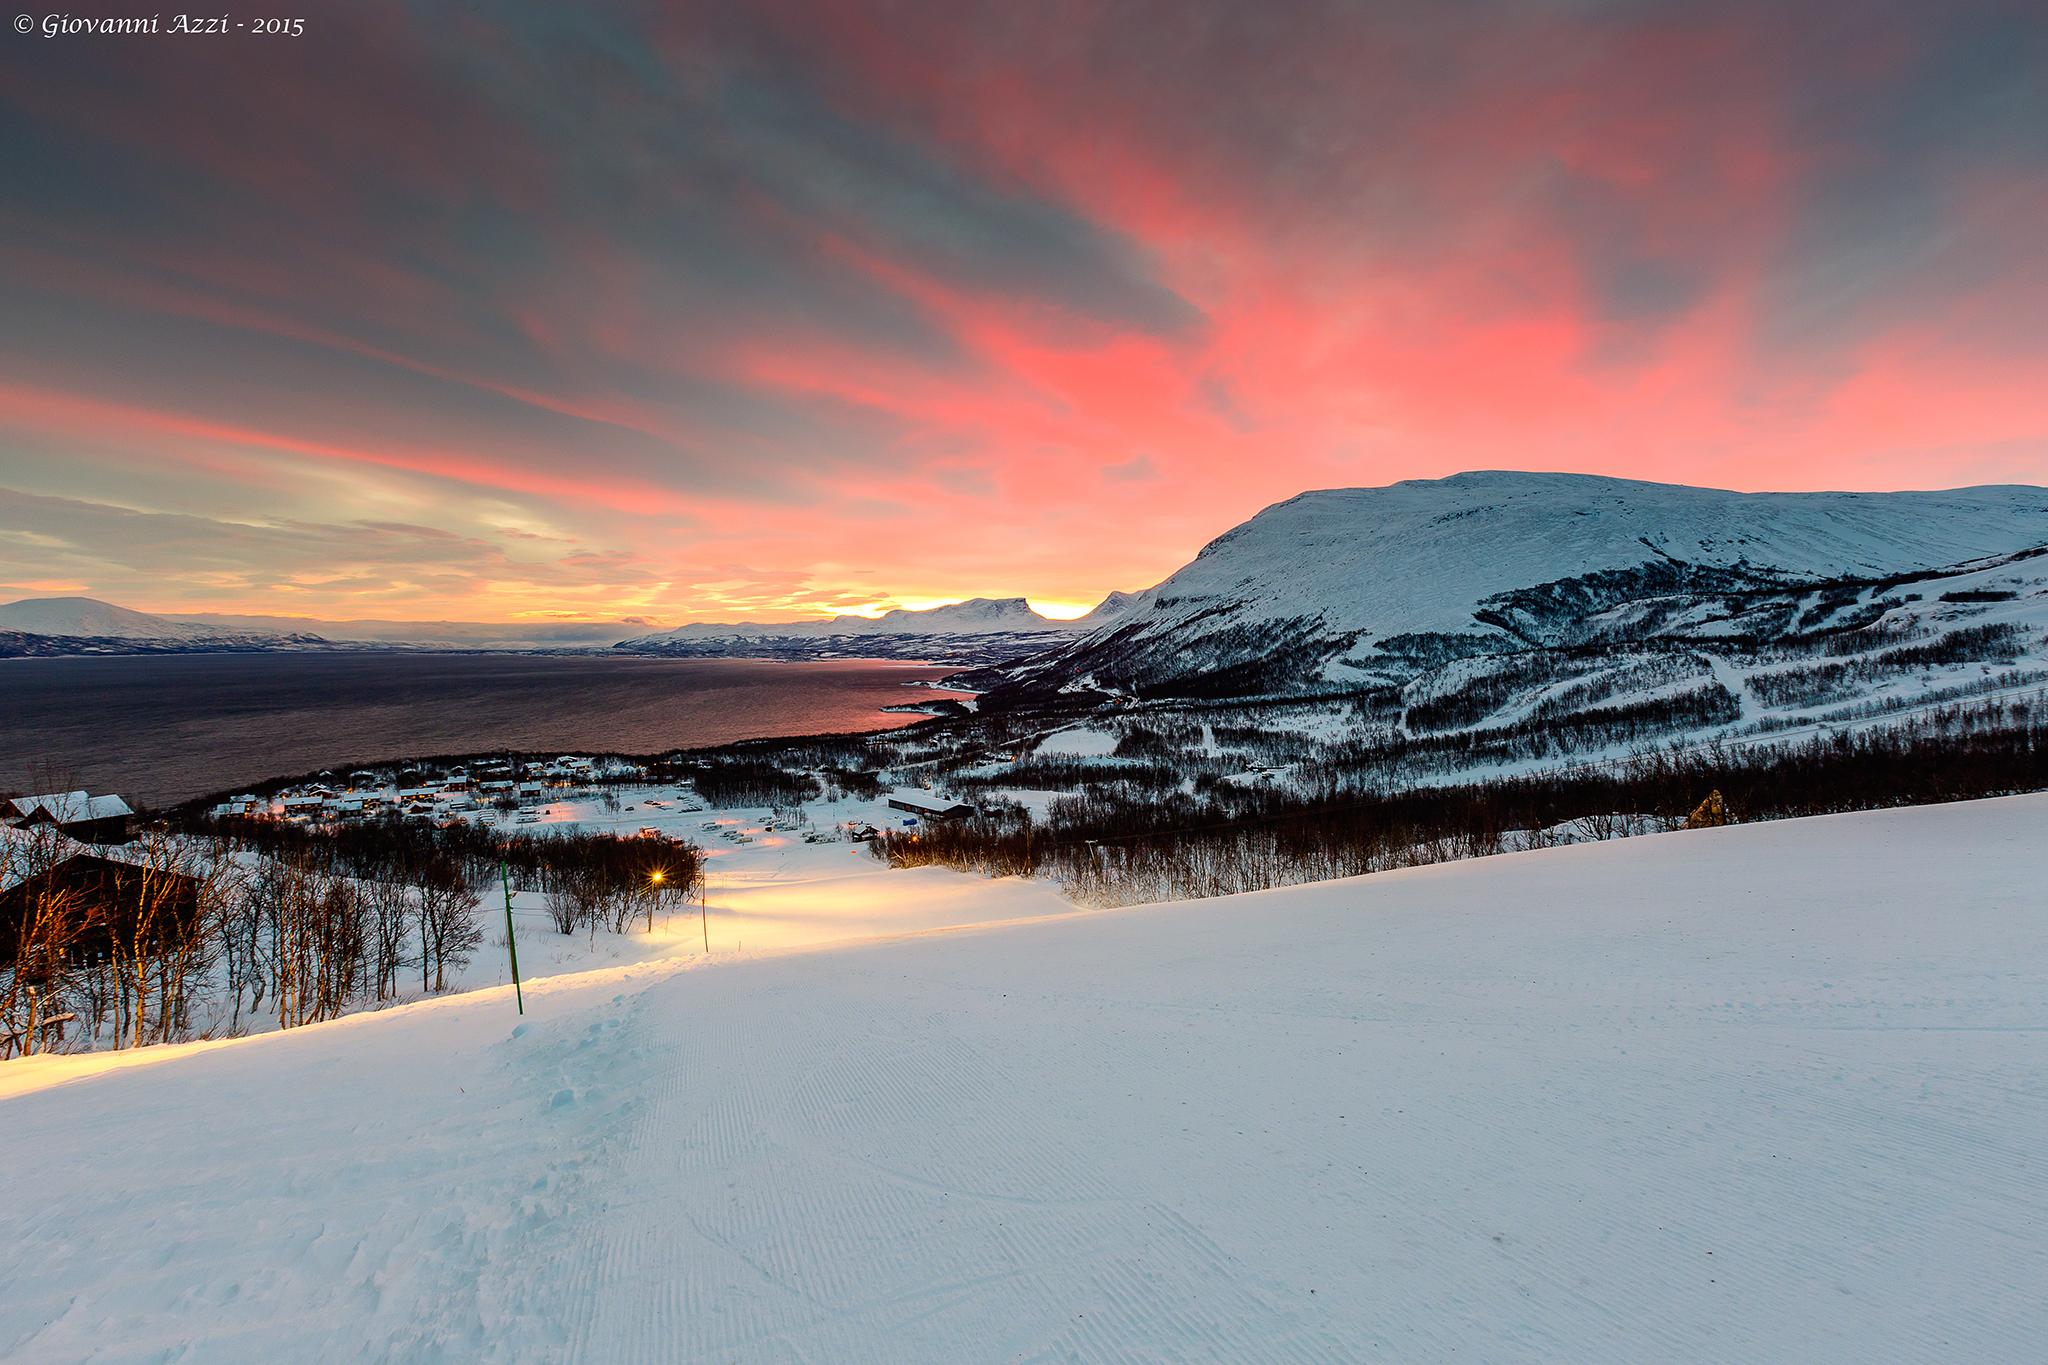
[0, 847, 201, 970]
[4, 792, 134, 845]
[885, 790, 977, 821]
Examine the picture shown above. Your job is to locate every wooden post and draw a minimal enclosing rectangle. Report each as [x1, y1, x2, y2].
[499, 858, 523, 1015]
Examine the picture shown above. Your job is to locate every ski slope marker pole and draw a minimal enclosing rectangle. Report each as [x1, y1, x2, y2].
[500, 857, 524, 1014]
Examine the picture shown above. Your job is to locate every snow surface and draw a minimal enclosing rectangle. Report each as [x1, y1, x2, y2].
[4, 794, 2046, 1362]
[1033, 725, 1123, 757]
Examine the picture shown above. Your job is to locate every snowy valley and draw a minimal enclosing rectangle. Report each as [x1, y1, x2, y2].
[5, 472, 2048, 1363]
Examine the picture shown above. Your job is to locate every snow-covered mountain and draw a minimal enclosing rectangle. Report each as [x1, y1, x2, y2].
[0, 596, 273, 641]
[175, 614, 656, 649]
[632, 597, 1071, 642]
[615, 595, 1133, 663]
[0, 596, 332, 655]
[971, 472, 2048, 702]
[1071, 591, 1139, 627]
[0, 598, 664, 654]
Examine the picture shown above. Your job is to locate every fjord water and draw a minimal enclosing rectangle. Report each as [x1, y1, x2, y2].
[0, 653, 968, 805]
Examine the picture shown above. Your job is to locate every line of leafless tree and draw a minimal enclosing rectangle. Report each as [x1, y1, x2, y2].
[1, 825, 231, 1055]
[2, 816, 702, 1057]
[878, 698, 2048, 906]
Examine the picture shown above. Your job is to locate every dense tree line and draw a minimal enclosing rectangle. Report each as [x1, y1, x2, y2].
[1748, 624, 2031, 709]
[670, 760, 820, 808]
[195, 813, 695, 894]
[879, 697, 2047, 906]
[1404, 652, 1605, 731]
[933, 683, 1761, 801]
[202, 814, 703, 940]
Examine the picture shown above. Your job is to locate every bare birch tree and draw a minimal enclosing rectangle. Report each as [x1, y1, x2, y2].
[415, 857, 481, 993]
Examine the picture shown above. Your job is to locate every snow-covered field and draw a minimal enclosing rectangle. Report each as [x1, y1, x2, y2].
[451, 792, 1078, 990]
[3, 795, 2045, 1362]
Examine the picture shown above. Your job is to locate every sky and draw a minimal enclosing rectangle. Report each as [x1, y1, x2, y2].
[3, 0, 2046, 624]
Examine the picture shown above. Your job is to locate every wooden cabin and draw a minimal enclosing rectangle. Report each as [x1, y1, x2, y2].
[885, 790, 977, 821]
[5, 791, 133, 845]
[0, 851, 200, 970]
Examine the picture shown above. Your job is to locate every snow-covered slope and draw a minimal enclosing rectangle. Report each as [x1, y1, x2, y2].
[980, 472, 2048, 700]
[1070, 588, 1139, 626]
[3, 793, 2043, 1362]
[0, 596, 272, 640]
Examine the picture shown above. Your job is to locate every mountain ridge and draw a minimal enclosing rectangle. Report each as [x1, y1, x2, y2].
[611, 593, 1138, 663]
[0, 596, 283, 642]
[625, 593, 1133, 643]
[965, 472, 2048, 704]
[0, 599, 685, 653]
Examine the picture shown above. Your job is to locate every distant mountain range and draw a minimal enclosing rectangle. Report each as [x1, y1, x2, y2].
[0, 599, 667, 655]
[14, 473, 2046, 721]
[0, 596, 284, 643]
[0, 597, 326, 655]
[959, 472, 2048, 709]
[0, 594, 1135, 660]
[612, 595, 1136, 664]
[174, 613, 660, 649]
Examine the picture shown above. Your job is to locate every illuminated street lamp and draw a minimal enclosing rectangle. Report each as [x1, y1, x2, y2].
[645, 868, 665, 932]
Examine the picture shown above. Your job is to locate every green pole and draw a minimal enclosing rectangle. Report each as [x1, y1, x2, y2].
[500, 857, 524, 1014]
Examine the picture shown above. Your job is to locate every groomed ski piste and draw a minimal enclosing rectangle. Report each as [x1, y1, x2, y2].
[4, 794, 2045, 1363]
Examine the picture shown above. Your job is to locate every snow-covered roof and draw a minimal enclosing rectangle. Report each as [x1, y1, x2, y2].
[8, 791, 133, 823]
[0, 820, 127, 892]
[885, 789, 975, 816]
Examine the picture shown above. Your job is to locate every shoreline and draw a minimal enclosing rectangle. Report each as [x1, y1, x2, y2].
[2, 655, 981, 808]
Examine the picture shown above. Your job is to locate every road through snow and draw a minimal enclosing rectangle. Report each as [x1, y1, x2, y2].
[3, 795, 2045, 1362]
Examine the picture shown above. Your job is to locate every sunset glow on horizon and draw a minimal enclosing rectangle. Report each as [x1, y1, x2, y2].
[4, 1, 2045, 623]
